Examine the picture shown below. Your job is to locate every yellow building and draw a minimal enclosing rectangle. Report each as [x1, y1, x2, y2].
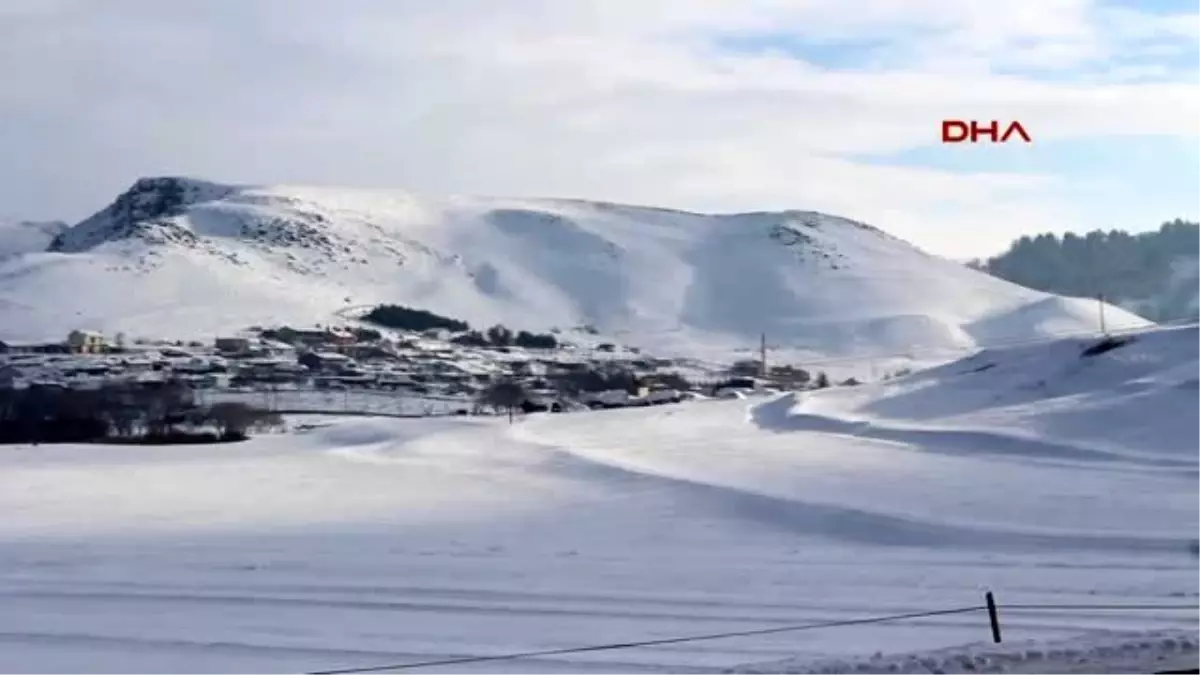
[67, 330, 106, 354]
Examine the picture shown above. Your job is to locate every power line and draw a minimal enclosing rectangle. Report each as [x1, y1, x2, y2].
[306, 605, 986, 675]
[1000, 603, 1198, 611]
[305, 599, 1200, 674]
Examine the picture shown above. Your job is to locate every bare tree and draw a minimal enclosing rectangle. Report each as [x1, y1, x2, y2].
[139, 379, 195, 438]
[208, 401, 259, 440]
[479, 379, 528, 423]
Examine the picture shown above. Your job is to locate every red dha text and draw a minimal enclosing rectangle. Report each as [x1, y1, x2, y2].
[941, 120, 1032, 144]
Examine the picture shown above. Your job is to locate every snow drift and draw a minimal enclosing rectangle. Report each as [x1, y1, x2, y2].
[0, 177, 1151, 357]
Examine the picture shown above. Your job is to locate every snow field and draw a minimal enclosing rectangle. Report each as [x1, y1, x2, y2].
[4, 406, 1192, 673]
[0, 328, 1195, 673]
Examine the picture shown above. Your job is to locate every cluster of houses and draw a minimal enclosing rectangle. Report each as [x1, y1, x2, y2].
[1, 324, 793, 413]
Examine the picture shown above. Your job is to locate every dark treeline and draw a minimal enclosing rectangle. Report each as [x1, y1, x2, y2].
[364, 303, 558, 349]
[362, 304, 469, 333]
[969, 220, 1199, 323]
[0, 381, 281, 445]
[452, 324, 558, 349]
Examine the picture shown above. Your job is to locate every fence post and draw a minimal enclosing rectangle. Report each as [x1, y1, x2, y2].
[985, 591, 1002, 643]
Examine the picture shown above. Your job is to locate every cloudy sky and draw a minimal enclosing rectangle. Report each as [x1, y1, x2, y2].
[1, 0, 1196, 257]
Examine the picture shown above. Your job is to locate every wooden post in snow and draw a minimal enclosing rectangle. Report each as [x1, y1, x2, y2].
[985, 591, 1002, 643]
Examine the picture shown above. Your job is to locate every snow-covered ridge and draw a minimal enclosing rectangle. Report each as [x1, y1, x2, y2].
[48, 177, 237, 253]
[0, 177, 1153, 354]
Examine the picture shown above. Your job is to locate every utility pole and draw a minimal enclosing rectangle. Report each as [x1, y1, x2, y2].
[759, 332, 768, 378]
[1098, 292, 1107, 335]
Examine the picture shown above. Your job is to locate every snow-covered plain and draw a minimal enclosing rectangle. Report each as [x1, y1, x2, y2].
[0, 177, 1151, 360]
[1, 326, 1195, 673]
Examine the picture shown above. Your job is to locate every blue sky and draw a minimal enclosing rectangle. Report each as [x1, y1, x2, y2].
[1102, 0, 1197, 13]
[857, 136, 1199, 237]
[0, 0, 1196, 256]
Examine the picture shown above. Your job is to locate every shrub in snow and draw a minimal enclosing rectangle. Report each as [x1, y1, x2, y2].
[1080, 335, 1134, 358]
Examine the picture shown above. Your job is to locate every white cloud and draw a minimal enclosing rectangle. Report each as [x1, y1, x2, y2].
[0, 0, 1196, 256]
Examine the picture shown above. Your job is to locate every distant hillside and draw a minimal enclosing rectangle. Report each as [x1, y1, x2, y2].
[0, 219, 68, 259]
[969, 220, 1199, 324]
[0, 176, 1152, 357]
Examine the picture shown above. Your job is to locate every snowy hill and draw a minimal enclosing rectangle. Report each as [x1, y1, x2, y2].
[2, 325, 1195, 672]
[780, 324, 1199, 451]
[0, 177, 1152, 357]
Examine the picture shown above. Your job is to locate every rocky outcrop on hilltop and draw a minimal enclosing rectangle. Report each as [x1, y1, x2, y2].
[48, 177, 236, 253]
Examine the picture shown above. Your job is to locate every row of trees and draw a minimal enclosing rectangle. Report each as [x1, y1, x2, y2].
[0, 381, 281, 445]
[451, 325, 558, 349]
[969, 220, 1199, 322]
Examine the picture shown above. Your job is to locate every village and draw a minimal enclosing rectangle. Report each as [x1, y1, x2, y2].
[0, 322, 824, 418]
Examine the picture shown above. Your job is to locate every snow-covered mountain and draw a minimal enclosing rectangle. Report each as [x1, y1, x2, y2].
[0, 176, 1152, 356]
